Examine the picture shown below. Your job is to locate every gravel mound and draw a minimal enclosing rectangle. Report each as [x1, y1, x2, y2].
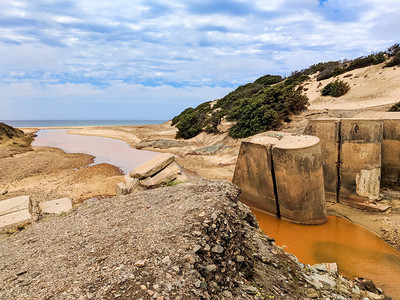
[0, 180, 390, 299]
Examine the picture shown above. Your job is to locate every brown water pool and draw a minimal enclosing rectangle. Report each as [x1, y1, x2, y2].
[252, 210, 400, 298]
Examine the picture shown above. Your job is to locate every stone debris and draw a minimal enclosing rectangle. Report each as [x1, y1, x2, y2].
[0, 196, 31, 228]
[39, 197, 72, 215]
[123, 175, 139, 193]
[116, 153, 189, 196]
[0, 209, 31, 228]
[0, 196, 29, 216]
[0, 180, 391, 299]
[140, 161, 181, 188]
[115, 182, 128, 197]
[129, 153, 175, 179]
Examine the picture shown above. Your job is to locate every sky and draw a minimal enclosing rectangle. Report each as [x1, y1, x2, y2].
[0, 0, 399, 120]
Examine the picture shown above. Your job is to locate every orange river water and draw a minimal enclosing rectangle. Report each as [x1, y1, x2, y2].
[252, 210, 400, 298]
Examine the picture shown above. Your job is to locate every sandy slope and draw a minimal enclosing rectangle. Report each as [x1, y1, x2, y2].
[304, 62, 400, 110]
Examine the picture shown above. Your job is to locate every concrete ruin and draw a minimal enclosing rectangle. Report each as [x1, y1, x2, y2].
[354, 112, 400, 190]
[305, 116, 399, 208]
[0, 196, 31, 228]
[1, 196, 74, 229]
[116, 152, 189, 195]
[232, 132, 327, 225]
[39, 197, 73, 215]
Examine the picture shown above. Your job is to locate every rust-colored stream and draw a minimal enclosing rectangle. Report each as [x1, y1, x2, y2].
[252, 210, 400, 298]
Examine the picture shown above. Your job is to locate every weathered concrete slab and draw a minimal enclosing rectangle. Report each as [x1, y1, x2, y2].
[233, 131, 327, 225]
[339, 200, 391, 212]
[340, 119, 383, 202]
[39, 198, 73, 214]
[304, 119, 340, 200]
[0, 196, 29, 216]
[124, 175, 139, 193]
[129, 153, 175, 179]
[116, 182, 128, 197]
[0, 209, 31, 228]
[140, 161, 181, 188]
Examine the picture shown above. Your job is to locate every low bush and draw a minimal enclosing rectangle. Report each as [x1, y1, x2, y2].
[227, 84, 308, 138]
[384, 52, 400, 68]
[321, 80, 350, 97]
[389, 102, 400, 112]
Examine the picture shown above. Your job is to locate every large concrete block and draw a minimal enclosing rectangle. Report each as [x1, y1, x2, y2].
[340, 119, 383, 203]
[116, 182, 128, 196]
[354, 112, 400, 189]
[0, 196, 29, 216]
[272, 138, 326, 225]
[232, 142, 277, 216]
[124, 174, 139, 193]
[0, 209, 31, 228]
[233, 132, 327, 225]
[39, 198, 73, 214]
[129, 153, 175, 179]
[140, 161, 181, 188]
[304, 119, 340, 200]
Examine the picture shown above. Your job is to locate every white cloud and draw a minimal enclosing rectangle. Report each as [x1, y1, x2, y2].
[0, 0, 398, 119]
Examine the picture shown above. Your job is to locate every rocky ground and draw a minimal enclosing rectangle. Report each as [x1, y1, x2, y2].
[0, 180, 390, 300]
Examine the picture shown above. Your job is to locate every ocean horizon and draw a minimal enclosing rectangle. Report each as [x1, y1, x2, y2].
[0, 120, 167, 128]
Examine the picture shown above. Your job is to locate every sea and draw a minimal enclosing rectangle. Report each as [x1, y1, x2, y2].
[0, 120, 167, 128]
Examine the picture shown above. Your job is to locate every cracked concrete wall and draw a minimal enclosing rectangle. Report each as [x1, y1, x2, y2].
[381, 118, 400, 190]
[304, 119, 340, 201]
[305, 118, 386, 205]
[354, 112, 400, 190]
[232, 142, 277, 215]
[233, 132, 326, 225]
[340, 119, 383, 203]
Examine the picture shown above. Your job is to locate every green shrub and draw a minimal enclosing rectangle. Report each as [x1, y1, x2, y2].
[321, 80, 350, 97]
[389, 102, 400, 112]
[253, 74, 283, 86]
[316, 61, 341, 81]
[227, 84, 308, 138]
[387, 43, 400, 57]
[384, 52, 400, 68]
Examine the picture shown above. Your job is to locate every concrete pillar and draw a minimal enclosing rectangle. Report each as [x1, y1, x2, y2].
[340, 119, 384, 203]
[233, 132, 326, 225]
[272, 137, 326, 225]
[232, 142, 277, 216]
[304, 119, 340, 201]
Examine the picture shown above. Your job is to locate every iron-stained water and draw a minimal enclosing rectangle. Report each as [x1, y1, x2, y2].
[252, 210, 400, 298]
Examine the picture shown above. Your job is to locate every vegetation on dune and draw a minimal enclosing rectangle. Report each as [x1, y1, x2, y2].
[0, 122, 31, 148]
[321, 80, 350, 97]
[316, 52, 387, 81]
[172, 73, 308, 139]
[389, 102, 400, 112]
[384, 43, 400, 68]
[0, 123, 25, 141]
[172, 43, 399, 139]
